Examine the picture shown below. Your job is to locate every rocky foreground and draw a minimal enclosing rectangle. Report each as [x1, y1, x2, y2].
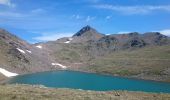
[0, 84, 170, 100]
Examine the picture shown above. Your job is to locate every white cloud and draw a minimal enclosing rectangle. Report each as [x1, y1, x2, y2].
[93, 4, 170, 15]
[117, 31, 131, 34]
[71, 15, 96, 22]
[33, 32, 73, 41]
[111, 30, 170, 36]
[31, 8, 46, 14]
[71, 14, 81, 20]
[0, 8, 46, 21]
[0, 0, 15, 7]
[0, 11, 24, 17]
[106, 31, 131, 35]
[159, 29, 170, 36]
[86, 16, 95, 22]
[105, 15, 112, 20]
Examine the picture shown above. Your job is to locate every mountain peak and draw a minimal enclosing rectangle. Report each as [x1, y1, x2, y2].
[73, 25, 96, 37]
[72, 25, 104, 42]
[83, 25, 92, 31]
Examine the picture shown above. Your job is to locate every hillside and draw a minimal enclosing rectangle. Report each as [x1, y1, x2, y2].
[41, 26, 170, 82]
[0, 26, 170, 82]
[0, 29, 56, 75]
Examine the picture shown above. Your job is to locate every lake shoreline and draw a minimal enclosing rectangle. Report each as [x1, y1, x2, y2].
[6, 69, 170, 84]
[7, 70, 170, 93]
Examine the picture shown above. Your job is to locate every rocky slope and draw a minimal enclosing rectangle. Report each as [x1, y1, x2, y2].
[0, 26, 170, 82]
[0, 29, 55, 75]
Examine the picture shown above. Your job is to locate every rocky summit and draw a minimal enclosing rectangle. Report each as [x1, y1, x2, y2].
[0, 26, 170, 82]
[72, 25, 104, 43]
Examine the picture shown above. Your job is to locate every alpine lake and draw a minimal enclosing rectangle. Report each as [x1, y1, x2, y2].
[8, 70, 170, 93]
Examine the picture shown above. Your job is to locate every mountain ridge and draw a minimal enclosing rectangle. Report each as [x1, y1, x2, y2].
[71, 25, 104, 43]
[0, 26, 170, 82]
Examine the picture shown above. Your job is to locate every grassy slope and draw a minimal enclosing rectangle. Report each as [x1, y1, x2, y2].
[81, 45, 170, 82]
[0, 84, 170, 100]
[53, 44, 170, 82]
[0, 44, 170, 99]
[80, 46, 170, 81]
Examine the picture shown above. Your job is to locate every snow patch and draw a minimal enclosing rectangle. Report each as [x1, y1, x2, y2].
[16, 48, 25, 54]
[64, 41, 70, 43]
[36, 45, 42, 49]
[51, 63, 67, 69]
[0, 68, 18, 77]
[64, 38, 73, 44]
[26, 50, 32, 53]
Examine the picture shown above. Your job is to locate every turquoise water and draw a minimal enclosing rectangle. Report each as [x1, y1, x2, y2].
[8, 70, 170, 93]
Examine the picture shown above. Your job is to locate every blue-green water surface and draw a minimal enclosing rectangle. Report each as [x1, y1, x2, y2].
[8, 70, 170, 93]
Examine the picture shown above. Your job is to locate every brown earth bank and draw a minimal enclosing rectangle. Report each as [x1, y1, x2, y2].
[0, 84, 170, 100]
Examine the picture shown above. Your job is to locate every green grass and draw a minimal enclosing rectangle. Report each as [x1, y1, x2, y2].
[54, 49, 81, 62]
[40, 43, 170, 82]
[77, 45, 170, 81]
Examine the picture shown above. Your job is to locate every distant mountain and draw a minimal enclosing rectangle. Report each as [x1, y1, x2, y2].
[109, 32, 169, 49]
[142, 32, 169, 45]
[85, 32, 170, 54]
[0, 26, 170, 82]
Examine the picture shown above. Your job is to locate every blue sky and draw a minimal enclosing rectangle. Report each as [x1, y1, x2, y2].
[0, 0, 170, 43]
